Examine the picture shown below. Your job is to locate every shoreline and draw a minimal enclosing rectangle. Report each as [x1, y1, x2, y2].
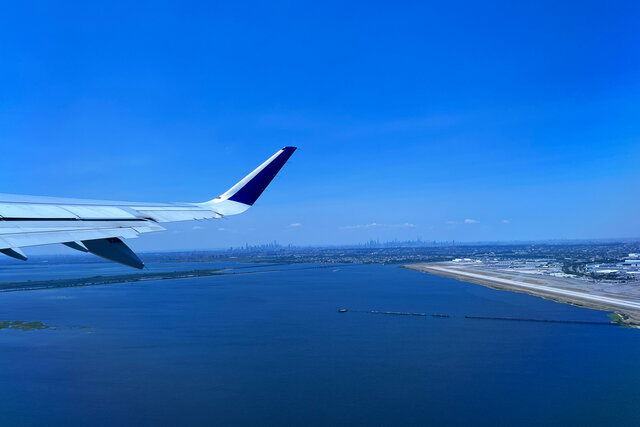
[0, 263, 350, 293]
[405, 263, 640, 327]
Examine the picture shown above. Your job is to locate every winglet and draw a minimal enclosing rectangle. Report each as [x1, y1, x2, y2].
[201, 147, 296, 215]
[219, 147, 297, 205]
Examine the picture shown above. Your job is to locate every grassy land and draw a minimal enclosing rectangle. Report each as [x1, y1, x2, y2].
[0, 321, 52, 331]
[0, 268, 225, 293]
[608, 312, 633, 328]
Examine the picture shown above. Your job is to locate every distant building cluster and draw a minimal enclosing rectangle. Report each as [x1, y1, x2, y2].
[449, 249, 640, 286]
[586, 253, 640, 279]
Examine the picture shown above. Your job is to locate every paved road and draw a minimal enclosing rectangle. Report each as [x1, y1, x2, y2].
[426, 265, 640, 311]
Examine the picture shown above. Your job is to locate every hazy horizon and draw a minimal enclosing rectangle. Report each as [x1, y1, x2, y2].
[21, 234, 640, 257]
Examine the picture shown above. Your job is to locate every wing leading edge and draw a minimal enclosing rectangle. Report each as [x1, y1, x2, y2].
[0, 147, 297, 268]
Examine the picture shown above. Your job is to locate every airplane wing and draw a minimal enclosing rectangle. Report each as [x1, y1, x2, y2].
[0, 147, 296, 269]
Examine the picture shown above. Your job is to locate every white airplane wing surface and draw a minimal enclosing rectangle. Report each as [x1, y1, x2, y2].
[0, 147, 297, 269]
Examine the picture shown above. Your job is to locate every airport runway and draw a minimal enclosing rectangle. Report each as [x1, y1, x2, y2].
[421, 265, 640, 312]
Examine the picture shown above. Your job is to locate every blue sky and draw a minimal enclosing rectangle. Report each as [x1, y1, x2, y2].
[1, 1, 639, 251]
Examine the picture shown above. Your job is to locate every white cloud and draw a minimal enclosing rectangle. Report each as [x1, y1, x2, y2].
[501, 219, 510, 224]
[289, 223, 302, 227]
[192, 226, 203, 230]
[340, 222, 415, 230]
[464, 219, 479, 224]
[217, 227, 225, 231]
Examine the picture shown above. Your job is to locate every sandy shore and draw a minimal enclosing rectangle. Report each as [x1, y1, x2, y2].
[406, 262, 640, 326]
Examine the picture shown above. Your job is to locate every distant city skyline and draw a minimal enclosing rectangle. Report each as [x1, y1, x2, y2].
[1, 1, 639, 254]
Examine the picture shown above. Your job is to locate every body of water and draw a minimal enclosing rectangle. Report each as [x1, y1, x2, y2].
[0, 263, 639, 426]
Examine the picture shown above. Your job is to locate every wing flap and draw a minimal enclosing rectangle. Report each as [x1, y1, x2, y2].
[0, 221, 164, 250]
[60, 205, 137, 219]
[132, 207, 221, 223]
[0, 203, 74, 219]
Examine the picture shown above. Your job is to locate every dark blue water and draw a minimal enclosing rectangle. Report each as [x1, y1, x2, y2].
[0, 263, 639, 426]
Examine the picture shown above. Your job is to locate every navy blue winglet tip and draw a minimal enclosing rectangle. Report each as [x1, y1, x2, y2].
[228, 147, 297, 206]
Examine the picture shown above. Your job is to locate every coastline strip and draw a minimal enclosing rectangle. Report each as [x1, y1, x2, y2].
[422, 265, 640, 311]
[406, 263, 640, 326]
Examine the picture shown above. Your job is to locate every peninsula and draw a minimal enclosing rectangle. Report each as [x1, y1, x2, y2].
[407, 262, 640, 326]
